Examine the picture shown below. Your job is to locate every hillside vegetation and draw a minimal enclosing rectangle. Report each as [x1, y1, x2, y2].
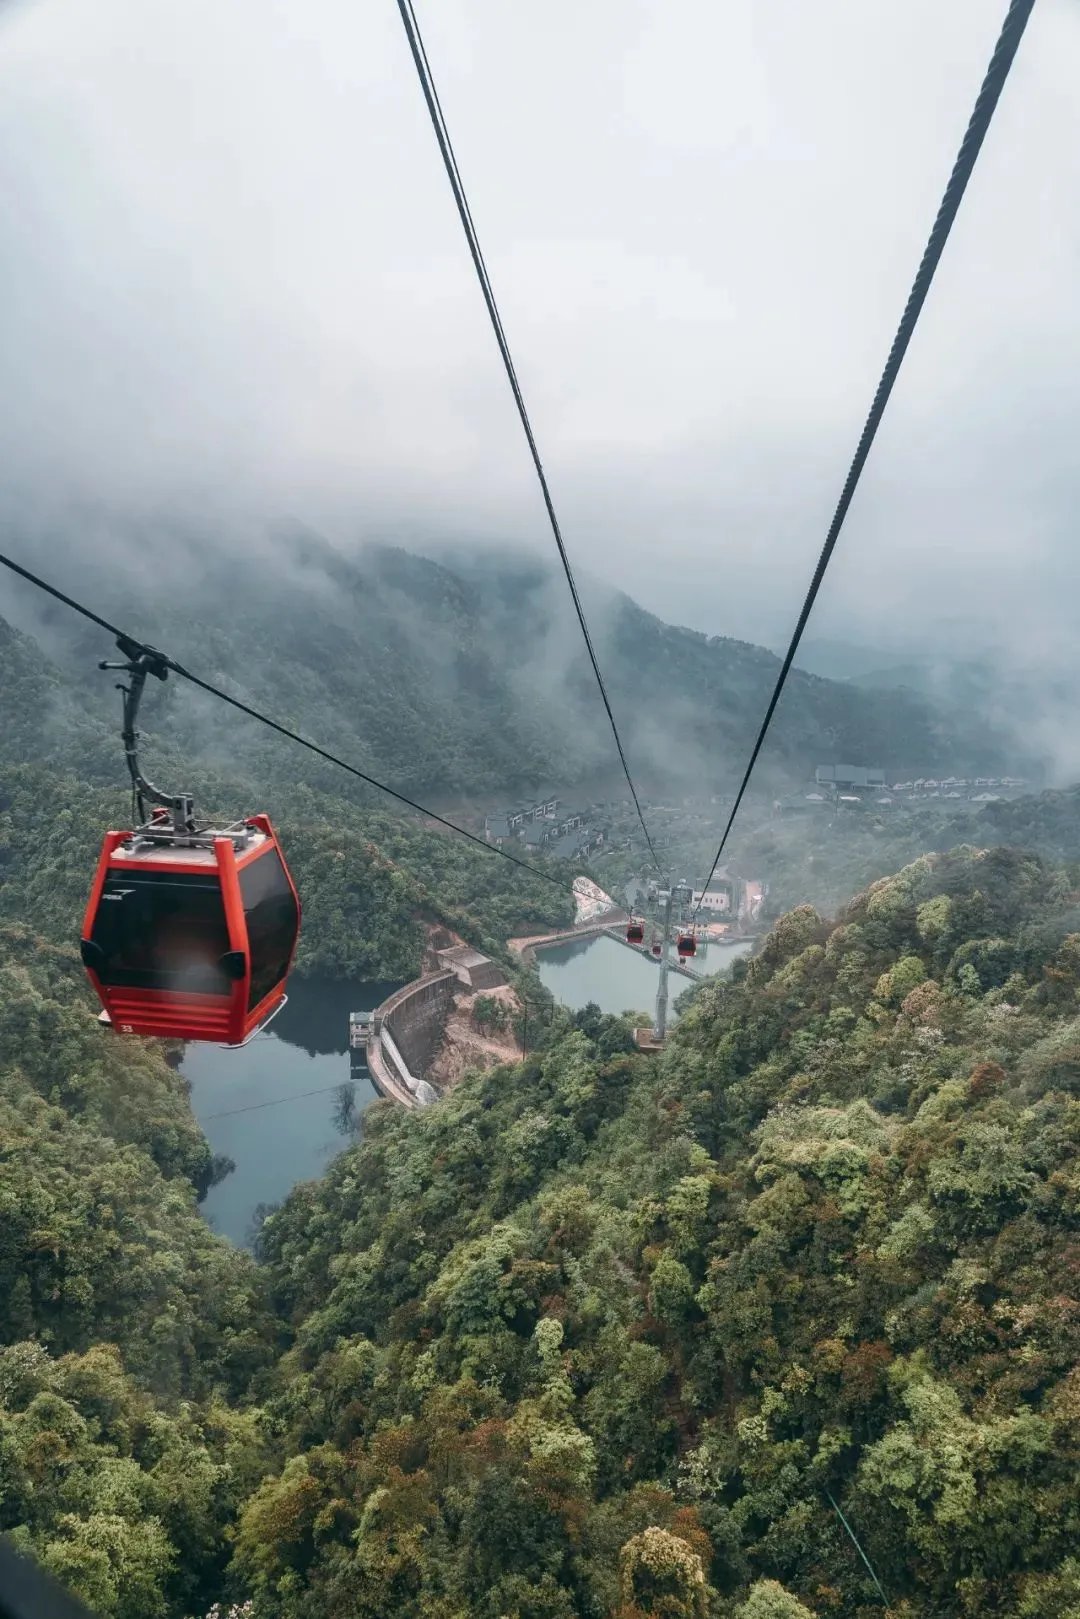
[2, 556, 1079, 1617]
[3, 837, 1080, 1617]
[728, 786, 1080, 924]
[0, 752, 571, 987]
[230, 845, 1080, 1619]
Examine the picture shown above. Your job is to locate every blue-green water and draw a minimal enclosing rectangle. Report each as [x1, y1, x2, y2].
[182, 975, 401, 1246]
[536, 932, 752, 1019]
[186, 937, 752, 1245]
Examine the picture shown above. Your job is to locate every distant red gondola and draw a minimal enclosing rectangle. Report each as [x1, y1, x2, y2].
[626, 915, 644, 945]
[677, 930, 697, 960]
[651, 941, 662, 958]
[80, 638, 300, 1046]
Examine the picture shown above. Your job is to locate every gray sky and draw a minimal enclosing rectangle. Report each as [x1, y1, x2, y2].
[1, 0, 1079, 656]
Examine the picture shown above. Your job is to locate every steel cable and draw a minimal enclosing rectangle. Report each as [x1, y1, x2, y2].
[0, 548, 570, 890]
[694, 0, 1036, 914]
[394, 0, 662, 873]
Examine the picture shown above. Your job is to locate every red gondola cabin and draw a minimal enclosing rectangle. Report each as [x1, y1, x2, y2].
[677, 931, 697, 960]
[81, 814, 300, 1046]
[651, 941, 662, 958]
[626, 917, 644, 945]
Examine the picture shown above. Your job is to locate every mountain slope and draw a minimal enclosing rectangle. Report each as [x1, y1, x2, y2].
[233, 844, 1080, 1618]
[0, 758, 571, 984]
[0, 528, 1022, 806]
[3, 736, 1080, 1615]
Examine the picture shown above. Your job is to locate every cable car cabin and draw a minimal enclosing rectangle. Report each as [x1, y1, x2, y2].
[676, 932, 697, 960]
[80, 814, 300, 1046]
[651, 941, 662, 958]
[626, 918, 644, 945]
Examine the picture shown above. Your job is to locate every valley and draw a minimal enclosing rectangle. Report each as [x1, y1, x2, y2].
[2, 543, 1080, 1619]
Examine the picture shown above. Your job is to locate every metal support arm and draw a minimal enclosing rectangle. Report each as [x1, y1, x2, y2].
[100, 635, 194, 834]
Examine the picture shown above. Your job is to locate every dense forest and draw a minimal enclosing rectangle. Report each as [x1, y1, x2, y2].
[230, 846, 1080, 1619]
[5, 821, 1080, 1614]
[3, 585, 1080, 1617]
[732, 787, 1080, 924]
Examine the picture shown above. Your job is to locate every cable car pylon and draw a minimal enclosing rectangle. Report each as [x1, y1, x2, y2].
[630, 878, 694, 1049]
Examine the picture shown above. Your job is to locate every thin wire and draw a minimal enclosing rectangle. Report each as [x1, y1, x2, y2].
[0, 549, 130, 639]
[204, 1079, 355, 1120]
[167, 659, 569, 885]
[393, 0, 661, 875]
[0, 548, 568, 890]
[694, 0, 1036, 916]
[825, 1490, 890, 1608]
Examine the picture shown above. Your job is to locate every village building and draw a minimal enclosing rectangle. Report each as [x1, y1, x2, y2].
[774, 791, 829, 813]
[484, 792, 604, 864]
[484, 792, 562, 844]
[691, 866, 766, 924]
[815, 764, 886, 794]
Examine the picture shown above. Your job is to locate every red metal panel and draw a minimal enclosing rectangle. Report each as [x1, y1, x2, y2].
[101, 987, 234, 1042]
[82, 815, 301, 1047]
[214, 835, 250, 1044]
[81, 831, 126, 939]
[237, 820, 301, 1042]
[241, 982, 287, 1043]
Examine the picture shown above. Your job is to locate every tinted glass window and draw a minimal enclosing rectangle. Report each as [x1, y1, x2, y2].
[239, 846, 298, 1011]
[91, 869, 233, 994]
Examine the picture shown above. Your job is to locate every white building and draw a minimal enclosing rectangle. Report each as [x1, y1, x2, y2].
[692, 867, 767, 923]
[692, 866, 738, 914]
[693, 886, 732, 913]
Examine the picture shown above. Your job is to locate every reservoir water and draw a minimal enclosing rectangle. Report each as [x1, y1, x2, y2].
[182, 975, 402, 1246]
[186, 936, 753, 1247]
[535, 932, 753, 1019]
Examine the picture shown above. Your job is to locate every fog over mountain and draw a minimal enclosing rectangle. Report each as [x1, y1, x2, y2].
[1, 0, 1079, 773]
[0, 531, 1028, 819]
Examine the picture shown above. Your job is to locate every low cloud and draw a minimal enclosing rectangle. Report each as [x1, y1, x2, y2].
[1, 0, 1078, 775]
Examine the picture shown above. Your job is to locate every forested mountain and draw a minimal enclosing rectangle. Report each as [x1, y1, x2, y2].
[5, 842, 1080, 1617]
[0, 578, 575, 980]
[238, 845, 1080, 1619]
[4, 537, 1080, 1618]
[0, 528, 1025, 805]
[732, 784, 1080, 924]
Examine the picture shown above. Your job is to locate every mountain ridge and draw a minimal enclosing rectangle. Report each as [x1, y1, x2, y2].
[0, 530, 1028, 807]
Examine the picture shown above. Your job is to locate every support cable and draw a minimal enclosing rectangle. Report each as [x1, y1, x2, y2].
[204, 1079, 355, 1120]
[0, 549, 569, 890]
[825, 1491, 891, 1609]
[694, 0, 1036, 915]
[393, 0, 662, 873]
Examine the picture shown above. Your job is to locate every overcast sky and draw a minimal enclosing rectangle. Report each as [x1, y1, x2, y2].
[1, 0, 1078, 657]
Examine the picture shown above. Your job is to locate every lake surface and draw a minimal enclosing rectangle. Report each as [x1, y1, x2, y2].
[186, 937, 752, 1246]
[182, 975, 402, 1247]
[536, 932, 753, 1020]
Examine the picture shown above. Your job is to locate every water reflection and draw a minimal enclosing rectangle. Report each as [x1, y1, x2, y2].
[272, 976, 404, 1056]
[332, 1080, 358, 1136]
[183, 974, 402, 1247]
[536, 932, 752, 1019]
[187, 942, 753, 1246]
